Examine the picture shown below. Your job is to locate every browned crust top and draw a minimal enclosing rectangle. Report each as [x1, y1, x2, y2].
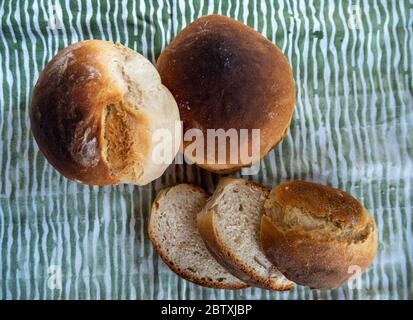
[271, 180, 369, 229]
[157, 14, 295, 164]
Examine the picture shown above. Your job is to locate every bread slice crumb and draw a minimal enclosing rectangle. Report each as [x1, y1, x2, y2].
[197, 177, 294, 291]
[148, 183, 247, 289]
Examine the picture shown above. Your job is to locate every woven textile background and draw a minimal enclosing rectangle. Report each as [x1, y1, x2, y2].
[0, 0, 412, 300]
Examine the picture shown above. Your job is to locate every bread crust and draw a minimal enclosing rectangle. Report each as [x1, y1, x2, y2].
[148, 184, 248, 289]
[197, 177, 294, 290]
[261, 180, 378, 290]
[157, 15, 295, 173]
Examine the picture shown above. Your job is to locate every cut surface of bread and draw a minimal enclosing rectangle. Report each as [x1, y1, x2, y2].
[197, 178, 294, 291]
[148, 184, 247, 289]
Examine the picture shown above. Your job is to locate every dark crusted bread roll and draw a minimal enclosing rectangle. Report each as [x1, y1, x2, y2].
[157, 15, 295, 173]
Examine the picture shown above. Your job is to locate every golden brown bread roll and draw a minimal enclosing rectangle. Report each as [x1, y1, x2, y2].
[157, 15, 295, 173]
[30, 40, 181, 185]
[261, 180, 378, 290]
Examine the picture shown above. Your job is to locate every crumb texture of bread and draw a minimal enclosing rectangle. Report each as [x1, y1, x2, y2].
[261, 180, 378, 290]
[148, 184, 247, 289]
[197, 178, 294, 290]
[30, 40, 180, 185]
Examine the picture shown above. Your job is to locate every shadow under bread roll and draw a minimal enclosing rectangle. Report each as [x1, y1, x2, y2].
[30, 40, 181, 186]
[261, 180, 378, 290]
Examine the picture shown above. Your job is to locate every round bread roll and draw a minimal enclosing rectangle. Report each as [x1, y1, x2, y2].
[261, 180, 378, 290]
[30, 40, 181, 185]
[157, 15, 295, 173]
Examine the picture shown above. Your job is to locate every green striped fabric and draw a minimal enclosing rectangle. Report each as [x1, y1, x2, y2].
[0, 0, 412, 299]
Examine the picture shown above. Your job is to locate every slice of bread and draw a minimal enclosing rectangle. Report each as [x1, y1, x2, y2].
[148, 183, 248, 289]
[197, 177, 294, 291]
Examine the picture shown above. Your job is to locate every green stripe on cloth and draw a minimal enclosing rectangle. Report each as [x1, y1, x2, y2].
[0, 0, 412, 299]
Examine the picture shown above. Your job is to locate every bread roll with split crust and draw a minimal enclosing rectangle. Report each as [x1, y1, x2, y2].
[30, 40, 181, 185]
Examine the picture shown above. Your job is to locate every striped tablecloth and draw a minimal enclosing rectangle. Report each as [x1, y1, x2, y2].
[0, 0, 412, 300]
